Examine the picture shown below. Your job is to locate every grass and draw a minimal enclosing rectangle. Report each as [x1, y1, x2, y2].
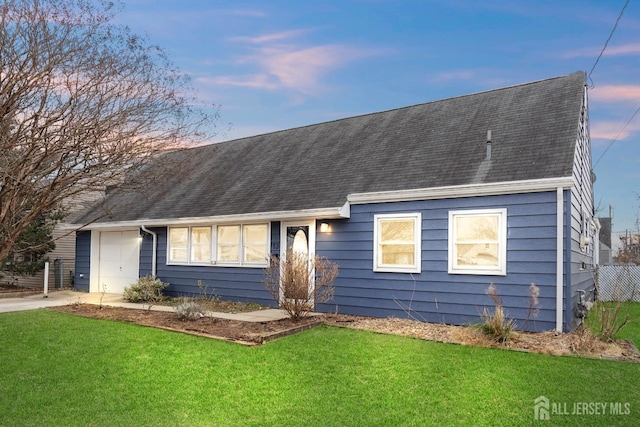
[0, 310, 639, 426]
[585, 301, 640, 343]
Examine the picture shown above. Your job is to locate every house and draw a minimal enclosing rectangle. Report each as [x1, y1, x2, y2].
[1, 226, 76, 289]
[71, 72, 598, 332]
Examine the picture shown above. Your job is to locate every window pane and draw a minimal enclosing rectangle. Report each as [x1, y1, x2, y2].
[244, 224, 267, 243]
[380, 219, 414, 242]
[243, 224, 268, 263]
[381, 244, 415, 265]
[456, 216, 498, 241]
[455, 243, 499, 267]
[218, 245, 239, 262]
[191, 227, 211, 244]
[217, 225, 240, 262]
[191, 227, 211, 262]
[169, 228, 188, 262]
[218, 226, 240, 243]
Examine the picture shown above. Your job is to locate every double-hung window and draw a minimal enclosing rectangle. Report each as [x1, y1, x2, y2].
[374, 213, 421, 273]
[215, 224, 269, 266]
[168, 226, 212, 264]
[448, 209, 506, 275]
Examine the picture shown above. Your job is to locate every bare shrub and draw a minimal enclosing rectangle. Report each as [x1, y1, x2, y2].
[262, 249, 338, 319]
[594, 265, 639, 341]
[175, 298, 204, 321]
[525, 283, 540, 330]
[479, 284, 516, 343]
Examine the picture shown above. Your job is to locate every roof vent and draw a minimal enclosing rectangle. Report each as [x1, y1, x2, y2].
[486, 130, 492, 160]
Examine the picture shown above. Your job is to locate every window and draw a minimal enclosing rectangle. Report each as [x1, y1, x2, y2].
[215, 224, 269, 266]
[168, 223, 269, 266]
[190, 227, 211, 263]
[217, 225, 240, 262]
[374, 213, 421, 273]
[243, 224, 269, 263]
[168, 226, 211, 264]
[168, 227, 189, 263]
[448, 209, 506, 275]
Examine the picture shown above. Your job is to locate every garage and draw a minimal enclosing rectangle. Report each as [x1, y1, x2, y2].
[97, 230, 140, 294]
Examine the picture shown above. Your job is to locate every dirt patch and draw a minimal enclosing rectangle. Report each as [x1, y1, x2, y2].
[51, 304, 322, 345]
[49, 304, 640, 360]
[323, 314, 640, 362]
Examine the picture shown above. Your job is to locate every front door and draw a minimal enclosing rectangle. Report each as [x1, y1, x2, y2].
[280, 221, 315, 304]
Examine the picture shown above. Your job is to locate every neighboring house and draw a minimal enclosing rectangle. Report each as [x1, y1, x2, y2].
[1, 226, 76, 289]
[598, 216, 612, 265]
[71, 72, 598, 332]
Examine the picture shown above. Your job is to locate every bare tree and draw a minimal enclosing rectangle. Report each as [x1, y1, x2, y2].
[0, 0, 216, 262]
[262, 249, 338, 319]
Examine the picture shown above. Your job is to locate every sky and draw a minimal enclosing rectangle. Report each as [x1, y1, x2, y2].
[114, 0, 640, 248]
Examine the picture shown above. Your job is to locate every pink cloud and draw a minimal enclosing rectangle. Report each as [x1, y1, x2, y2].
[215, 29, 381, 95]
[590, 85, 640, 102]
[591, 120, 640, 143]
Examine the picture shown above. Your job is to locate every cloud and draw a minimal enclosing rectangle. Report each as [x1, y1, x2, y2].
[229, 29, 309, 44]
[215, 30, 379, 96]
[591, 120, 640, 142]
[590, 85, 640, 102]
[563, 42, 640, 59]
[431, 70, 476, 82]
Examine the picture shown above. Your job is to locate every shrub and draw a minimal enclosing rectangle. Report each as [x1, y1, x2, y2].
[175, 299, 204, 321]
[593, 265, 639, 342]
[123, 276, 168, 303]
[479, 284, 515, 343]
[262, 249, 338, 319]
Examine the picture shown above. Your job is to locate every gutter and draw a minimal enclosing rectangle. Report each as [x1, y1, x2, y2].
[556, 187, 564, 332]
[140, 225, 157, 277]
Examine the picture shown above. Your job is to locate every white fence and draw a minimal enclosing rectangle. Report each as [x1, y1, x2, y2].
[596, 265, 640, 302]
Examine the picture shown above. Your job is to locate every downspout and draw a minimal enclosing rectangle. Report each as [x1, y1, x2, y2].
[556, 187, 564, 332]
[140, 225, 157, 277]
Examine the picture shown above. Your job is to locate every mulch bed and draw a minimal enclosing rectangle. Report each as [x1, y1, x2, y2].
[51, 303, 322, 345]
[49, 304, 640, 361]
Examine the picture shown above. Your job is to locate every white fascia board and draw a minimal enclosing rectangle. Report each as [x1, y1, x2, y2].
[348, 177, 574, 205]
[73, 205, 351, 230]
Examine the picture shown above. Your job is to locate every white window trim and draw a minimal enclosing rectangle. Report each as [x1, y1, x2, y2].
[167, 223, 270, 268]
[373, 213, 421, 273]
[213, 223, 271, 268]
[167, 226, 212, 266]
[448, 208, 507, 276]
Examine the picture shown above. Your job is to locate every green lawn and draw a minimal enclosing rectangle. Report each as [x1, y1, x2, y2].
[585, 300, 640, 343]
[0, 310, 639, 426]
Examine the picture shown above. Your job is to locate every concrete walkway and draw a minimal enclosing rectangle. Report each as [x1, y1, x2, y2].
[0, 290, 290, 322]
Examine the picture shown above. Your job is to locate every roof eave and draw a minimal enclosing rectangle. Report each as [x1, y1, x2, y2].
[348, 177, 574, 204]
[70, 203, 351, 230]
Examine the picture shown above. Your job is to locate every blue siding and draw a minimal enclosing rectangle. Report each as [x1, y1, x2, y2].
[127, 192, 566, 331]
[74, 231, 91, 292]
[316, 192, 560, 331]
[139, 228, 155, 277]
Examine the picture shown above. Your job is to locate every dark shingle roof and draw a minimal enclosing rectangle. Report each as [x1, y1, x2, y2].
[76, 72, 586, 224]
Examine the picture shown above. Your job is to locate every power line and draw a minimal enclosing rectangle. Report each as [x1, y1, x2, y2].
[588, 0, 630, 88]
[594, 103, 640, 168]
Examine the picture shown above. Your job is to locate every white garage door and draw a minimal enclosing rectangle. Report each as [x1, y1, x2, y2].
[98, 230, 140, 294]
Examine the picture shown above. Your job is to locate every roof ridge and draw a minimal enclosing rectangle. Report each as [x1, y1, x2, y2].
[205, 71, 585, 147]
